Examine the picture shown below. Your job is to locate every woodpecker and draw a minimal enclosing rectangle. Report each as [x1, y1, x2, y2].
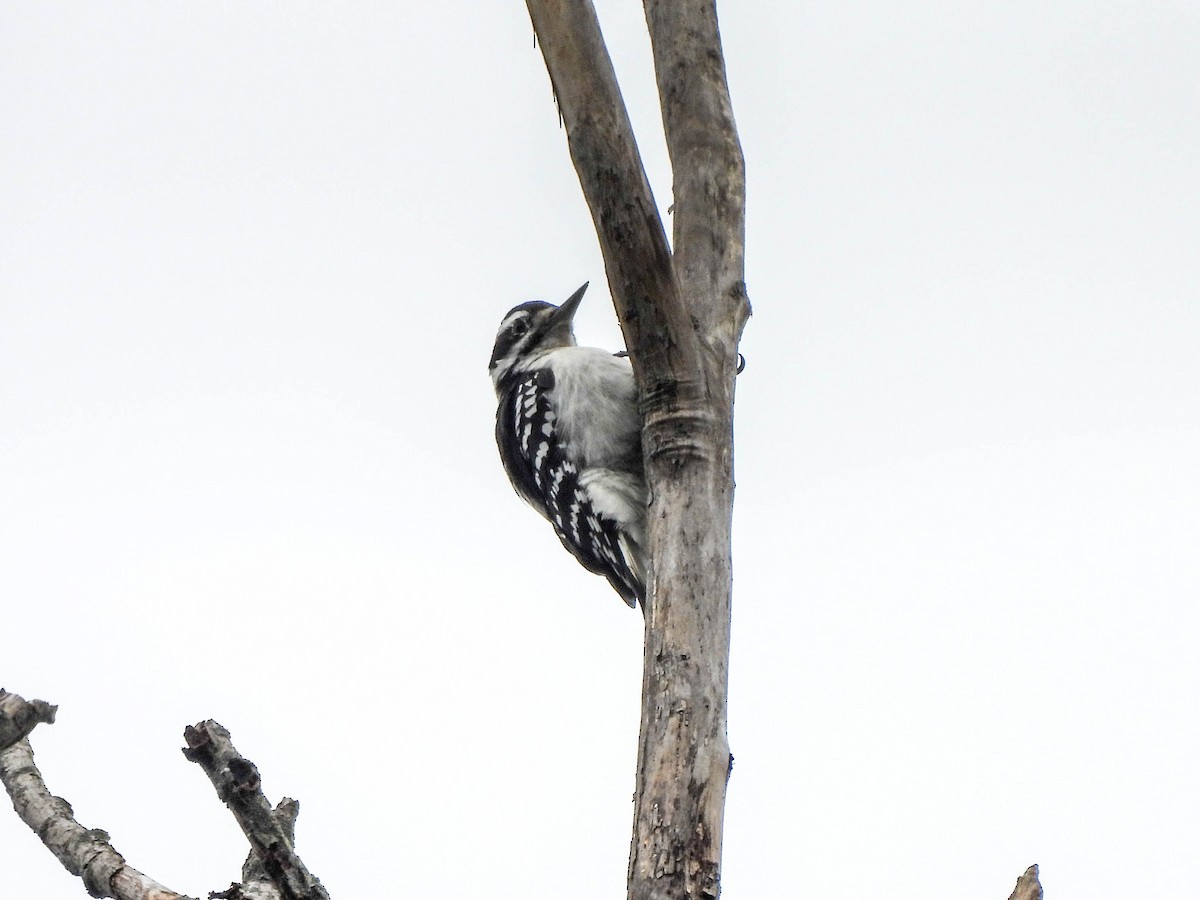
[489, 283, 647, 609]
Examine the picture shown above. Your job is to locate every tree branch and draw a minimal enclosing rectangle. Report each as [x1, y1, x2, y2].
[0, 690, 194, 900]
[0, 688, 58, 751]
[182, 721, 330, 900]
[524, 0, 700, 404]
[643, 0, 749, 349]
[2, 692, 325, 900]
[524, 4, 748, 898]
[1007, 865, 1043, 900]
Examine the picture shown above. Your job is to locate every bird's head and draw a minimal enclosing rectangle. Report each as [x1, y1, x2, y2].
[489, 282, 587, 391]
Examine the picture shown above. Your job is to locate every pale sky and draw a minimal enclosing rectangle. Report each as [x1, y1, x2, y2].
[3, 3, 1198, 899]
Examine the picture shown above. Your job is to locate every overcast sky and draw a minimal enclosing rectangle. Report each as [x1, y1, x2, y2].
[3, 3, 1198, 899]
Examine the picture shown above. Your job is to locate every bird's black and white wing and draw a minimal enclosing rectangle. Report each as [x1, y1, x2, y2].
[495, 367, 645, 607]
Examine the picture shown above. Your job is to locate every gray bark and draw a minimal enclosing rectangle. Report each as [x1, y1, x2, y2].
[183, 721, 330, 900]
[524, 2, 747, 897]
[1008, 865, 1044, 900]
[1, 690, 314, 900]
[1, 690, 194, 900]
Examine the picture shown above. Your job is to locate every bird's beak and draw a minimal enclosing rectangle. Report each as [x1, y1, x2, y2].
[552, 281, 588, 326]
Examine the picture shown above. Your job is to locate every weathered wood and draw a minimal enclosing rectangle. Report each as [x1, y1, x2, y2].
[632, 6, 747, 899]
[1, 692, 322, 900]
[525, 2, 748, 897]
[183, 721, 329, 900]
[1007, 865, 1044, 900]
[523, 0, 697, 396]
[0, 689, 58, 751]
[0, 691, 194, 900]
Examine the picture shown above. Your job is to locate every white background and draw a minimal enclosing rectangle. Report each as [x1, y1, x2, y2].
[3, 3, 1198, 898]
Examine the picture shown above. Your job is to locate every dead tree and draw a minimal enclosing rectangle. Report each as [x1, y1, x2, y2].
[524, 2, 748, 897]
[523, 6, 1046, 900]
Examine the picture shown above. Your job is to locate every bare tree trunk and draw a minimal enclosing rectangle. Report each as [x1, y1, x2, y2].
[632, 5, 746, 898]
[524, 3, 748, 897]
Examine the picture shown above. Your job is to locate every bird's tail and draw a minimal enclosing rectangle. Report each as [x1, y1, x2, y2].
[580, 468, 648, 611]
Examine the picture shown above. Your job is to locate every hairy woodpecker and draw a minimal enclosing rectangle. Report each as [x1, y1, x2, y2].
[489, 283, 647, 609]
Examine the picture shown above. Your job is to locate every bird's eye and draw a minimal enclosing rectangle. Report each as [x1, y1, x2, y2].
[510, 318, 530, 337]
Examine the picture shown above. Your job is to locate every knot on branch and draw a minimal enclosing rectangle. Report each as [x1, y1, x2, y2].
[80, 842, 127, 898]
[0, 689, 58, 750]
[228, 758, 263, 795]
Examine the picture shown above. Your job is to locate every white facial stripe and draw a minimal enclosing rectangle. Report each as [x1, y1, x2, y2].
[498, 310, 527, 333]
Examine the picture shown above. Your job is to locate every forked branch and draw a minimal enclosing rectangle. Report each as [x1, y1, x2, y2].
[524, 3, 746, 898]
[1, 690, 322, 900]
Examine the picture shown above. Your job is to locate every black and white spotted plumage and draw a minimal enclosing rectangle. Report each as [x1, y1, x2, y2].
[489, 283, 647, 609]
